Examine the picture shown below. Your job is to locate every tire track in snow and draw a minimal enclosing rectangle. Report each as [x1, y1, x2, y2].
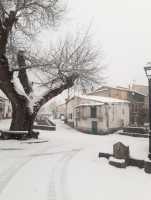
[0, 142, 66, 195]
[60, 150, 79, 200]
[48, 148, 82, 200]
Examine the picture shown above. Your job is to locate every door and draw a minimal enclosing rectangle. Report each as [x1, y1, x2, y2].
[92, 121, 98, 134]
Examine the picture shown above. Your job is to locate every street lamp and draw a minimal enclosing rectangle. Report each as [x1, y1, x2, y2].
[144, 62, 151, 159]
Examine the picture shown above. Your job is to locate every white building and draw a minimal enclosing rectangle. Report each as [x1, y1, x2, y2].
[66, 95, 129, 134]
[0, 90, 12, 119]
[56, 103, 66, 119]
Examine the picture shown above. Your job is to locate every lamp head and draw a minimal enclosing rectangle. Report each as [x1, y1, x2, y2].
[144, 62, 151, 80]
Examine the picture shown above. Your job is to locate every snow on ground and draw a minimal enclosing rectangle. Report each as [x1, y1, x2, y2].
[0, 119, 150, 200]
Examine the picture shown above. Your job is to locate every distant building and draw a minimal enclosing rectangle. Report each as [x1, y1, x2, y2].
[36, 104, 52, 121]
[56, 103, 66, 119]
[131, 84, 148, 110]
[66, 95, 129, 134]
[0, 90, 12, 119]
[3, 99, 12, 118]
[0, 97, 5, 119]
[131, 84, 148, 96]
[89, 85, 147, 126]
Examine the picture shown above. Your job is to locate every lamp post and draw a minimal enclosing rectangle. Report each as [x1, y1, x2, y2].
[144, 62, 151, 159]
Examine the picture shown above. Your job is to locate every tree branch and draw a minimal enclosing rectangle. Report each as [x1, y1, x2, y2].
[35, 73, 78, 109]
[17, 50, 32, 95]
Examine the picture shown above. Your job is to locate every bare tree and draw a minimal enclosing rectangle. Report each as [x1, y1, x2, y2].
[0, 0, 104, 132]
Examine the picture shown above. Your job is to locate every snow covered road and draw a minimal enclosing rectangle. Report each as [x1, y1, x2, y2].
[0, 120, 83, 200]
[0, 119, 151, 200]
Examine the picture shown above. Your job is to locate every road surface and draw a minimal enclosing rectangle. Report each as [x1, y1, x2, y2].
[0, 119, 150, 200]
[0, 120, 86, 200]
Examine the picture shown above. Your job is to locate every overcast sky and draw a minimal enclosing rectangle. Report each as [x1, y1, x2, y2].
[39, 0, 151, 87]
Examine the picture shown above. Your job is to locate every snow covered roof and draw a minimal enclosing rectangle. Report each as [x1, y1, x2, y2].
[95, 85, 130, 92]
[77, 95, 129, 104]
[130, 90, 147, 96]
[75, 102, 104, 108]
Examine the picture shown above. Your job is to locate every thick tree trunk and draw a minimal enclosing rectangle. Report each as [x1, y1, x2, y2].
[0, 61, 36, 131]
[1, 84, 36, 131]
[0, 49, 37, 132]
[10, 103, 36, 131]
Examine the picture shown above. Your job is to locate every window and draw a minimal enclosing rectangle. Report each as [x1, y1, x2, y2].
[0, 103, 3, 112]
[75, 108, 80, 119]
[69, 113, 72, 119]
[91, 106, 97, 118]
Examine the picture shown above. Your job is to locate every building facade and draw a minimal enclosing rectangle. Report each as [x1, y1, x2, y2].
[66, 95, 129, 134]
[89, 86, 147, 126]
[56, 103, 66, 119]
[0, 91, 12, 119]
